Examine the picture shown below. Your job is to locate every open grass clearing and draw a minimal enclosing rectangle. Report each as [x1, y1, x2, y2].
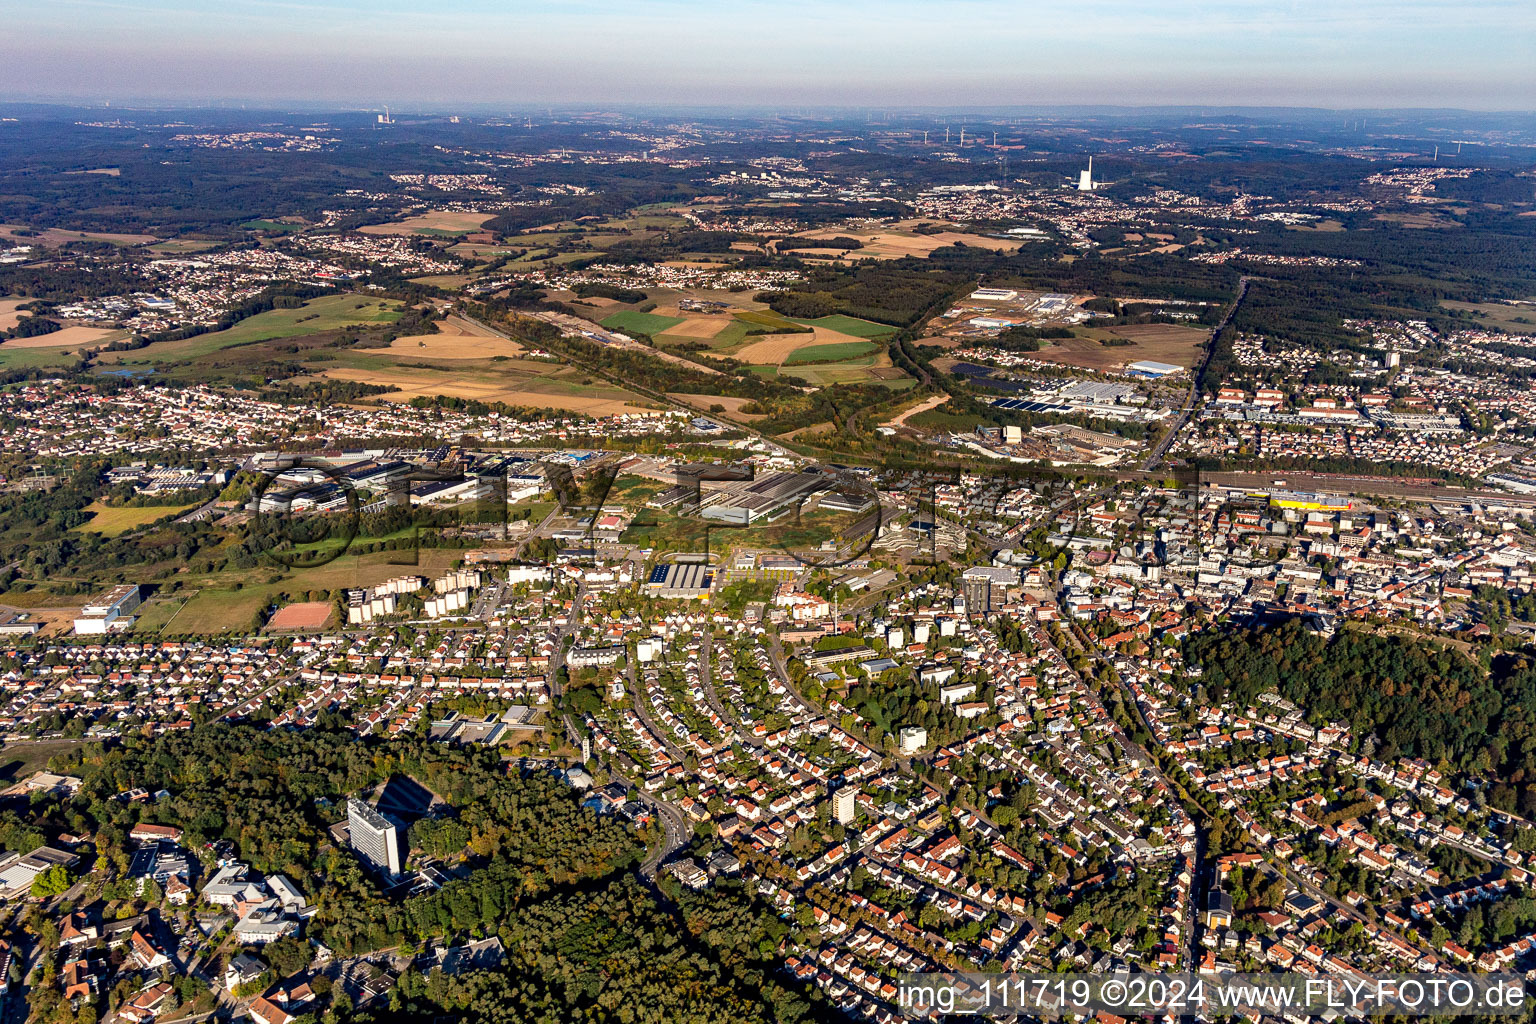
[73, 501, 201, 537]
[0, 223, 158, 247]
[169, 549, 465, 633]
[1026, 322, 1208, 372]
[0, 739, 91, 785]
[130, 596, 193, 634]
[1372, 211, 1460, 229]
[665, 393, 768, 421]
[147, 239, 221, 254]
[100, 294, 401, 365]
[1441, 300, 1536, 335]
[242, 219, 302, 232]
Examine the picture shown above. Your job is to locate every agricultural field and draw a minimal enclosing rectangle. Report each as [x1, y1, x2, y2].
[781, 363, 914, 388]
[595, 294, 899, 371]
[0, 338, 98, 372]
[783, 340, 878, 365]
[383, 315, 525, 358]
[73, 501, 202, 538]
[599, 310, 684, 337]
[1, 325, 126, 351]
[783, 221, 1019, 261]
[98, 294, 402, 366]
[0, 336, 132, 373]
[730, 322, 890, 368]
[0, 298, 25, 331]
[315, 362, 651, 416]
[788, 315, 896, 339]
[360, 210, 493, 236]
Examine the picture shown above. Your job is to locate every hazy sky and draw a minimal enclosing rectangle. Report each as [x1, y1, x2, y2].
[4, 0, 1533, 110]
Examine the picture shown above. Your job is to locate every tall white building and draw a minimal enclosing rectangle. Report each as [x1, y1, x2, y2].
[1077, 156, 1094, 192]
[347, 798, 402, 878]
[898, 726, 928, 755]
[832, 788, 857, 825]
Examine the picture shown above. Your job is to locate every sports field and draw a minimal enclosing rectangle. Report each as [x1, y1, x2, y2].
[266, 601, 334, 631]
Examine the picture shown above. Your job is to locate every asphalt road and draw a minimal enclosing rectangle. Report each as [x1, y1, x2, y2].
[1140, 275, 1252, 472]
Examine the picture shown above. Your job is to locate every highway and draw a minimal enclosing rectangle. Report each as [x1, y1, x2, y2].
[1140, 274, 1252, 472]
[637, 790, 691, 881]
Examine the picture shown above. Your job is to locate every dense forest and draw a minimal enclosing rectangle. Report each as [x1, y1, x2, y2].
[57, 726, 639, 904]
[350, 877, 834, 1024]
[1185, 620, 1536, 813]
[36, 725, 836, 1024]
[757, 263, 969, 327]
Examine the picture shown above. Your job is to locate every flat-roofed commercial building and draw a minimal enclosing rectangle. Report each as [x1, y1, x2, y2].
[74, 584, 142, 635]
[646, 562, 713, 599]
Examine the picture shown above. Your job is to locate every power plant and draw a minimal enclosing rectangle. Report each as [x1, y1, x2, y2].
[1077, 155, 1095, 192]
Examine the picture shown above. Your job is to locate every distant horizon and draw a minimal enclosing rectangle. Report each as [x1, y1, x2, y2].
[5, 0, 1534, 111]
[3, 99, 1535, 119]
